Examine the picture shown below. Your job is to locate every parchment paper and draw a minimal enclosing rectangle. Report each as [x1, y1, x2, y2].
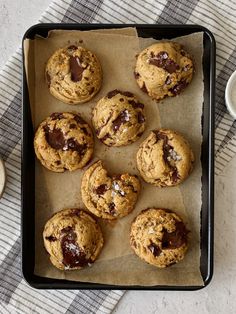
[23, 28, 203, 286]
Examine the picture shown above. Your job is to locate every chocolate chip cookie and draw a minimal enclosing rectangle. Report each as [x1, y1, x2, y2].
[136, 129, 194, 187]
[43, 208, 104, 270]
[130, 208, 189, 268]
[81, 160, 141, 219]
[135, 42, 194, 101]
[34, 112, 94, 172]
[92, 90, 146, 146]
[46, 45, 102, 104]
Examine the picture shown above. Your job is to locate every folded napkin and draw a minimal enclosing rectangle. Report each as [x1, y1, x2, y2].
[0, 0, 235, 313]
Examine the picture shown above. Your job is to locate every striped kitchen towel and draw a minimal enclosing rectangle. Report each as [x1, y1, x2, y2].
[0, 0, 235, 313]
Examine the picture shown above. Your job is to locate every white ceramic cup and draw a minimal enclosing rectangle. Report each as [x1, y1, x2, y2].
[225, 70, 236, 120]
[0, 157, 6, 198]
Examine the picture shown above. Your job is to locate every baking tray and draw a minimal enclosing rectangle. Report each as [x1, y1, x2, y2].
[21, 24, 215, 290]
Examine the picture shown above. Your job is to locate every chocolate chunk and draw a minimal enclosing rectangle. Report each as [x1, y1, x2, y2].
[101, 133, 111, 142]
[149, 51, 179, 74]
[171, 167, 180, 183]
[107, 90, 121, 98]
[107, 90, 133, 98]
[148, 242, 161, 257]
[137, 112, 145, 123]
[46, 71, 51, 87]
[162, 221, 188, 249]
[183, 64, 190, 72]
[169, 80, 188, 95]
[67, 45, 77, 51]
[95, 184, 108, 195]
[69, 123, 77, 129]
[50, 112, 64, 120]
[67, 138, 87, 154]
[60, 228, 91, 268]
[112, 174, 122, 180]
[112, 110, 129, 132]
[141, 82, 148, 94]
[89, 87, 95, 95]
[44, 126, 66, 150]
[55, 160, 61, 165]
[120, 98, 124, 102]
[70, 56, 85, 82]
[134, 71, 140, 79]
[128, 99, 144, 109]
[153, 130, 168, 142]
[61, 226, 73, 233]
[73, 114, 86, 124]
[109, 202, 116, 215]
[45, 235, 57, 242]
[81, 127, 88, 135]
[121, 91, 134, 97]
[165, 76, 172, 85]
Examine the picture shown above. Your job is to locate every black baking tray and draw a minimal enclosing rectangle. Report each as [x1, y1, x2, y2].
[22, 24, 215, 290]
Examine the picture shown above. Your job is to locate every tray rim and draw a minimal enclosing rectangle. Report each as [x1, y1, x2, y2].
[21, 23, 215, 290]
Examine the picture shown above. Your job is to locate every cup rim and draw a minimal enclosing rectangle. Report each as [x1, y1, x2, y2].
[225, 70, 236, 120]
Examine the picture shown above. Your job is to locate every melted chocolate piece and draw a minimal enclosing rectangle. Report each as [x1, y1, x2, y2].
[120, 98, 124, 102]
[112, 110, 129, 132]
[45, 235, 57, 242]
[134, 71, 140, 79]
[46, 71, 51, 87]
[67, 45, 77, 51]
[169, 80, 188, 95]
[60, 228, 91, 268]
[81, 127, 88, 135]
[107, 90, 121, 98]
[128, 99, 144, 109]
[69, 123, 77, 129]
[101, 133, 111, 142]
[95, 184, 108, 195]
[137, 112, 145, 123]
[50, 112, 64, 120]
[107, 90, 134, 99]
[44, 126, 66, 150]
[73, 114, 86, 124]
[171, 167, 180, 183]
[162, 221, 188, 249]
[67, 138, 87, 153]
[112, 174, 122, 181]
[148, 242, 161, 257]
[109, 202, 116, 215]
[70, 56, 84, 82]
[149, 51, 179, 74]
[141, 82, 148, 94]
[121, 91, 134, 97]
[154, 131, 180, 183]
[165, 76, 172, 85]
[89, 87, 95, 95]
[55, 160, 61, 165]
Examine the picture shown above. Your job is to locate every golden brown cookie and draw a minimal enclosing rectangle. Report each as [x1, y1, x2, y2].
[136, 129, 194, 187]
[135, 42, 194, 101]
[130, 208, 189, 268]
[81, 160, 141, 219]
[45, 45, 102, 104]
[43, 208, 104, 270]
[92, 90, 146, 146]
[34, 112, 94, 172]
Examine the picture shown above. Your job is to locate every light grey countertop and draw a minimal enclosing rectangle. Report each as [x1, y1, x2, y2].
[1, 1, 236, 313]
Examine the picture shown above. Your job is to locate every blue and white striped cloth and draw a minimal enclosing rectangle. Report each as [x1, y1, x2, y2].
[0, 0, 235, 313]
